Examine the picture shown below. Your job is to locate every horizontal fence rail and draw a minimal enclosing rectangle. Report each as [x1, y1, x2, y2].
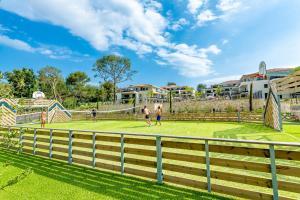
[1, 126, 300, 200]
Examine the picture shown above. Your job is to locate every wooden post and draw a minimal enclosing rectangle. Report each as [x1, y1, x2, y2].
[68, 130, 73, 164]
[269, 144, 278, 200]
[19, 128, 23, 153]
[156, 136, 163, 184]
[92, 132, 96, 168]
[205, 140, 211, 192]
[49, 129, 53, 159]
[33, 128, 37, 155]
[120, 134, 125, 175]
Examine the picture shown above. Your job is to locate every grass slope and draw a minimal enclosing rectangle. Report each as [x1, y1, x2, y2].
[35, 120, 300, 142]
[0, 149, 231, 200]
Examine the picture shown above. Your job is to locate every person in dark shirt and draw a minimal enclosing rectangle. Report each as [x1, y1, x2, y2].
[92, 109, 97, 121]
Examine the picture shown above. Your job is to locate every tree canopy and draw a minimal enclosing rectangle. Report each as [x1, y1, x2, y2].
[5, 68, 37, 98]
[93, 55, 137, 103]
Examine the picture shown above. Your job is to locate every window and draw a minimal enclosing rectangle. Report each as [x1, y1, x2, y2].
[264, 84, 268, 88]
[279, 95, 283, 99]
[265, 93, 268, 99]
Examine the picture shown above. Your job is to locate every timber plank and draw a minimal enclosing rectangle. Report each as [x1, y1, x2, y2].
[210, 157, 270, 173]
[72, 149, 93, 157]
[124, 167, 156, 179]
[163, 152, 205, 163]
[95, 162, 120, 172]
[73, 157, 92, 166]
[124, 157, 156, 168]
[163, 163, 206, 176]
[211, 184, 273, 200]
[124, 138, 156, 146]
[164, 175, 207, 189]
[124, 147, 156, 157]
[162, 141, 204, 150]
[96, 135, 120, 143]
[96, 144, 120, 152]
[209, 145, 270, 158]
[73, 141, 93, 148]
[95, 153, 120, 162]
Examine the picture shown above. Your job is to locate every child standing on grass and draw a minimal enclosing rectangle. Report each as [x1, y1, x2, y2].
[41, 110, 46, 128]
[155, 106, 162, 126]
[143, 106, 151, 127]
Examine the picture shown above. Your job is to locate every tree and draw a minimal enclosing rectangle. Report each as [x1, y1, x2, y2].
[66, 71, 90, 87]
[249, 82, 253, 112]
[99, 81, 114, 102]
[167, 82, 176, 86]
[5, 68, 37, 98]
[196, 91, 204, 99]
[292, 66, 300, 72]
[93, 55, 137, 103]
[38, 66, 64, 101]
[0, 71, 13, 98]
[66, 71, 90, 105]
[197, 83, 206, 92]
[215, 85, 224, 97]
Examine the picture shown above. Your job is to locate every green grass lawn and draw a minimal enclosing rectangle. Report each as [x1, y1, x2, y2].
[34, 120, 300, 142]
[0, 148, 231, 200]
[4, 120, 299, 200]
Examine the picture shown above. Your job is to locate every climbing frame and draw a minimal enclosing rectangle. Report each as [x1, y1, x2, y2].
[264, 83, 282, 131]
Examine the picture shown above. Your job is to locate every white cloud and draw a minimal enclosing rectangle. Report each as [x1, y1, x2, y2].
[170, 18, 189, 31]
[157, 44, 221, 77]
[0, 0, 167, 52]
[0, 0, 221, 78]
[0, 35, 35, 52]
[187, 0, 204, 14]
[0, 34, 86, 60]
[203, 75, 242, 85]
[0, 24, 11, 32]
[197, 10, 219, 26]
[217, 0, 242, 13]
[222, 39, 229, 45]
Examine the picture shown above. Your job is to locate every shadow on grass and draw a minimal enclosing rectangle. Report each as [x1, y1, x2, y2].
[0, 148, 231, 200]
[213, 123, 275, 141]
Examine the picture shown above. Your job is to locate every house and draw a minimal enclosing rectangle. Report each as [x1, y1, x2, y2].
[203, 65, 293, 100]
[204, 80, 240, 99]
[239, 67, 293, 99]
[161, 84, 196, 100]
[273, 70, 300, 99]
[116, 84, 167, 103]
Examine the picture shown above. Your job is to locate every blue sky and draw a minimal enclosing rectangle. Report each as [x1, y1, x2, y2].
[0, 0, 300, 87]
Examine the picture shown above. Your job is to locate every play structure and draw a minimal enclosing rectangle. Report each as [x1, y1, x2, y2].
[0, 98, 17, 126]
[0, 98, 71, 126]
[263, 83, 282, 131]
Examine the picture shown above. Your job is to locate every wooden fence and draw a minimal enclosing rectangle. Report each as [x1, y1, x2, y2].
[1, 126, 300, 200]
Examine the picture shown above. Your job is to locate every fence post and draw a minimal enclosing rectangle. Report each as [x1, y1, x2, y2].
[92, 132, 96, 168]
[205, 140, 211, 192]
[68, 130, 73, 164]
[269, 144, 279, 200]
[156, 136, 163, 184]
[19, 128, 23, 153]
[33, 128, 37, 155]
[49, 129, 53, 159]
[120, 134, 125, 175]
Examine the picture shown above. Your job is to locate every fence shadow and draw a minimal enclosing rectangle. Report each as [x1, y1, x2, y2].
[0, 148, 230, 200]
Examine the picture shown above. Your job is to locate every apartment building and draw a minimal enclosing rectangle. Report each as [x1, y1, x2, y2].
[162, 84, 196, 100]
[116, 84, 167, 103]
